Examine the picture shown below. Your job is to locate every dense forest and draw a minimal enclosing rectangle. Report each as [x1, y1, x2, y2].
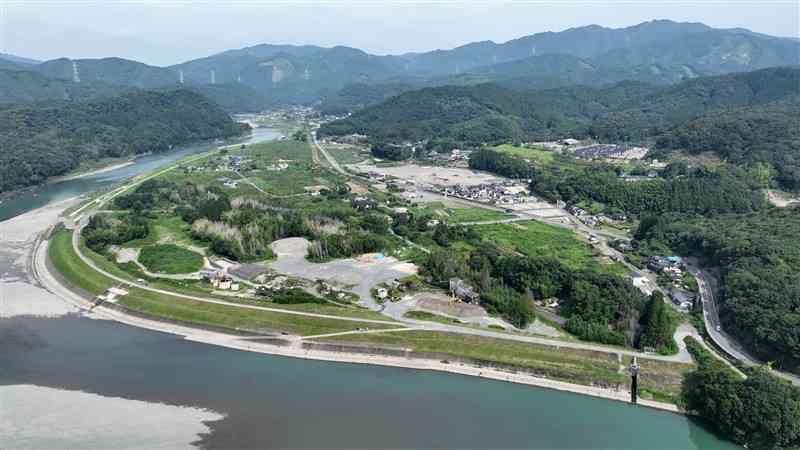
[654, 96, 800, 190]
[635, 208, 800, 371]
[682, 338, 800, 450]
[470, 148, 766, 216]
[321, 67, 800, 190]
[0, 89, 247, 192]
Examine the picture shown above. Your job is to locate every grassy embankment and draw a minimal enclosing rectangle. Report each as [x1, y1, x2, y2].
[317, 330, 690, 403]
[48, 229, 396, 335]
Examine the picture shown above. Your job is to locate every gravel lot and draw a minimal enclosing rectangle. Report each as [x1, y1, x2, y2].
[268, 238, 417, 309]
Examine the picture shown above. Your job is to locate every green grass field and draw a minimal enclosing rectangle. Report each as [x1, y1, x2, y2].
[474, 220, 628, 275]
[494, 144, 556, 164]
[445, 207, 513, 223]
[138, 244, 204, 274]
[322, 143, 369, 164]
[473, 221, 593, 270]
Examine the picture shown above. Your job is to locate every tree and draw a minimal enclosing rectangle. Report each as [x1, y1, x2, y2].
[638, 292, 675, 353]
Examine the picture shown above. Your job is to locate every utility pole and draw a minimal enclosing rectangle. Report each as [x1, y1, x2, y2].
[629, 357, 640, 404]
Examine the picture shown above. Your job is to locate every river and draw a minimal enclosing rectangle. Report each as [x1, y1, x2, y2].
[0, 127, 282, 222]
[0, 128, 739, 449]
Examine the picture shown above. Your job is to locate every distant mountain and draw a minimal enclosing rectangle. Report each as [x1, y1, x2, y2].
[2, 20, 798, 109]
[0, 69, 130, 104]
[316, 22, 800, 113]
[35, 57, 180, 89]
[174, 45, 403, 104]
[0, 52, 41, 66]
[170, 43, 326, 85]
[395, 20, 715, 77]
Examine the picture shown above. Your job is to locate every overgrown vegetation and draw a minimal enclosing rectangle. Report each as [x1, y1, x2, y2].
[682, 337, 800, 450]
[138, 244, 204, 274]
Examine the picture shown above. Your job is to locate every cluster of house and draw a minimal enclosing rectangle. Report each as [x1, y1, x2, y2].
[424, 148, 472, 162]
[201, 269, 241, 291]
[324, 134, 368, 145]
[223, 155, 246, 170]
[573, 144, 649, 161]
[647, 256, 697, 310]
[567, 206, 627, 227]
[433, 182, 529, 206]
[648, 256, 685, 279]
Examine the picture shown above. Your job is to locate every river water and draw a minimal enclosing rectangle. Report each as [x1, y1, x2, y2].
[0, 128, 739, 449]
[0, 127, 282, 222]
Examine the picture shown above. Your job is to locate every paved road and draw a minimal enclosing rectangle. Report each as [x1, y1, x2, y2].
[693, 268, 800, 385]
[312, 131, 346, 175]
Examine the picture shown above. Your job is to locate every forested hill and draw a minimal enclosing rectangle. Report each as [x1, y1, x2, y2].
[0, 69, 131, 104]
[321, 66, 799, 142]
[36, 57, 179, 89]
[0, 89, 248, 192]
[320, 67, 800, 189]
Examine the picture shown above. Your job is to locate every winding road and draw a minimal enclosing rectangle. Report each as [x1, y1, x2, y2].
[692, 267, 800, 385]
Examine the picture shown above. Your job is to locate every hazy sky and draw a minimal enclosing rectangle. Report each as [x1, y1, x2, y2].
[1, 1, 798, 66]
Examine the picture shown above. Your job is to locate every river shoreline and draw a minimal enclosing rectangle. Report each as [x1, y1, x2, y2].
[53, 160, 136, 182]
[24, 205, 681, 414]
